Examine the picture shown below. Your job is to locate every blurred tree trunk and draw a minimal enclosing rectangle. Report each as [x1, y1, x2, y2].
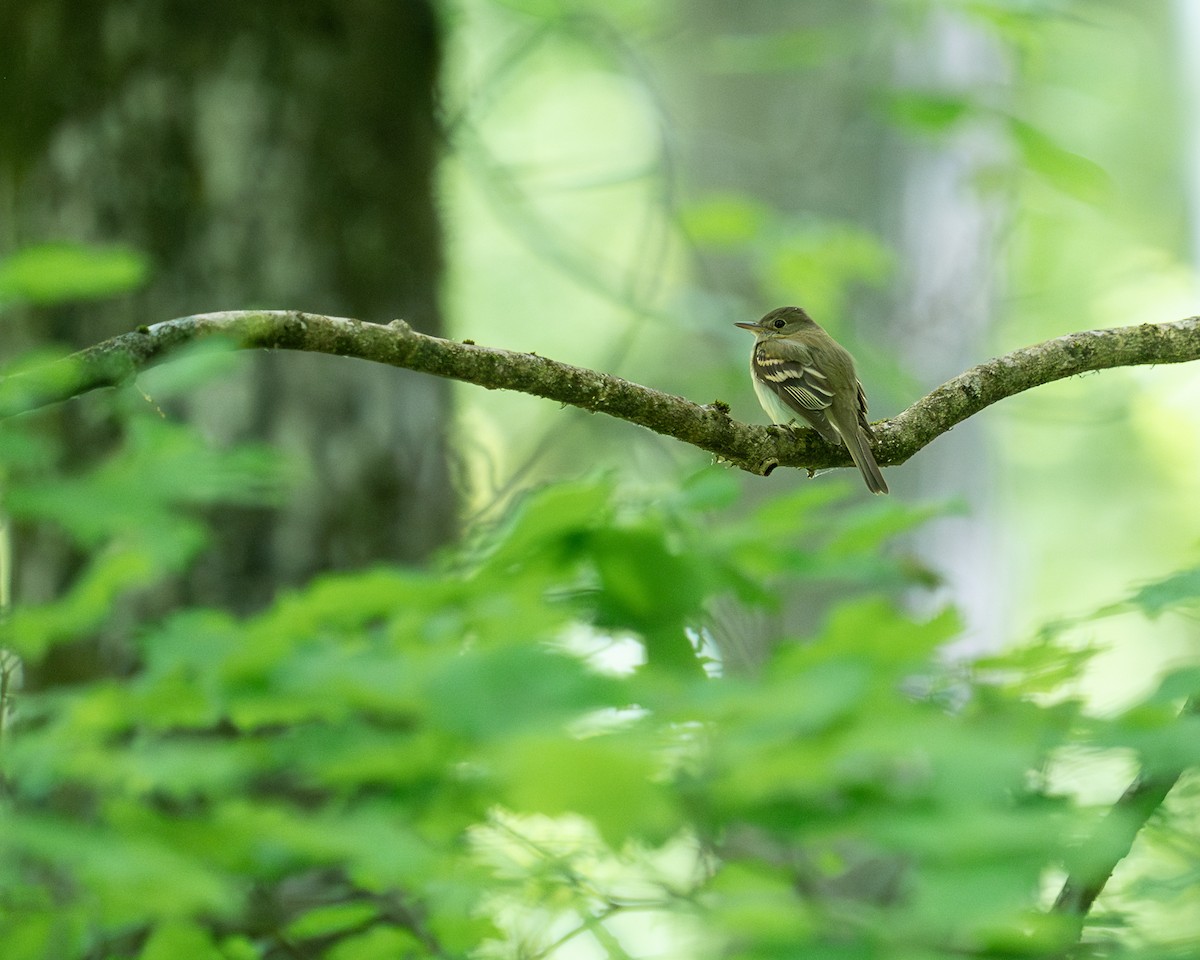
[1175, 0, 1200, 262]
[0, 0, 455, 669]
[888, 10, 1009, 656]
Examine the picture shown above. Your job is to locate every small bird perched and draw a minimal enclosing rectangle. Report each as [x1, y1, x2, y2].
[735, 306, 888, 495]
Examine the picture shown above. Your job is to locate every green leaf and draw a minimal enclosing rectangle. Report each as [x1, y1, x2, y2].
[496, 732, 677, 846]
[975, 636, 1099, 696]
[806, 599, 960, 668]
[277, 724, 444, 794]
[0, 909, 86, 960]
[883, 92, 976, 133]
[482, 478, 614, 575]
[214, 937, 259, 960]
[1149, 666, 1200, 704]
[672, 466, 742, 512]
[707, 862, 815, 951]
[0, 351, 87, 417]
[326, 926, 425, 960]
[2, 815, 235, 925]
[588, 524, 706, 675]
[826, 498, 952, 558]
[4, 406, 283, 550]
[5, 546, 179, 658]
[1007, 117, 1110, 205]
[1094, 708, 1200, 776]
[1122, 566, 1200, 619]
[285, 902, 379, 941]
[134, 339, 244, 400]
[425, 645, 617, 739]
[0, 243, 148, 306]
[681, 195, 771, 249]
[763, 221, 892, 319]
[139, 920, 223, 960]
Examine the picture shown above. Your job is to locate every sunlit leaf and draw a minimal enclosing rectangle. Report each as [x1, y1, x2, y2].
[480, 477, 613, 575]
[883, 91, 976, 133]
[285, 902, 379, 941]
[139, 920, 222, 960]
[496, 732, 677, 845]
[326, 926, 425, 960]
[681, 195, 771, 249]
[763, 221, 893, 319]
[1122, 566, 1200, 619]
[424, 644, 618, 738]
[589, 524, 707, 674]
[706, 862, 815, 953]
[0, 243, 148, 306]
[1007, 117, 1110, 205]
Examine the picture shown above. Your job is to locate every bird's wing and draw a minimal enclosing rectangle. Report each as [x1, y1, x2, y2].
[855, 379, 876, 441]
[753, 345, 833, 411]
[752, 342, 840, 442]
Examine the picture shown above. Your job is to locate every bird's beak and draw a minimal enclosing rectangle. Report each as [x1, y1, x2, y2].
[733, 321, 759, 331]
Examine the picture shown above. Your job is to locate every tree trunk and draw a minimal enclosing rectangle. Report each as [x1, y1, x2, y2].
[0, 0, 455, 665]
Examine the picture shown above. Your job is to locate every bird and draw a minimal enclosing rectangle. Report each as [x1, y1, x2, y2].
[735, 306, 888, 495]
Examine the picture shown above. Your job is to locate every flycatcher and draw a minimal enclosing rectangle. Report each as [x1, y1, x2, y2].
[735, 306, 888, 495]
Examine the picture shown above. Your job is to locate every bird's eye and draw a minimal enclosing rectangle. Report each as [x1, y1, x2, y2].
[772, 318, 786, 329]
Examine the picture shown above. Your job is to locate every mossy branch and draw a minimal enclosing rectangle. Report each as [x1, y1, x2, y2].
[2, 311, 1198, 477]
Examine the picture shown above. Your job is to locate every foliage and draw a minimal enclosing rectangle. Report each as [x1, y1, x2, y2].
[1, 0, 1196, 955]
[1, 379, 1198, 960]
[0, 244, 148, 308]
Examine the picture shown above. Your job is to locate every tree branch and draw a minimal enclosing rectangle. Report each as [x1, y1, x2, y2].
[2, 311, 1198, 477]
[1051, 767, 1181, 921]
[1051, 697, 1198, 933]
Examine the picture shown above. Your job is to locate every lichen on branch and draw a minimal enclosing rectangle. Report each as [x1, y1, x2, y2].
[2, 310, 1198, 479]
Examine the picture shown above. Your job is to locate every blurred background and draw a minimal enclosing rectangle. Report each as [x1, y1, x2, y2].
[2, 0, 1198, 693]
[447, 0, 1200, 699]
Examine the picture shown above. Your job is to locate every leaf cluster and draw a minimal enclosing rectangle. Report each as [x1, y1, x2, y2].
[0, 377, 1198, 960]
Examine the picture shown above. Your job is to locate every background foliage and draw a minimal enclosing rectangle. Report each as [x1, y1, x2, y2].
[3, 0, 1200, 958]
[1, 335, 1198, 957]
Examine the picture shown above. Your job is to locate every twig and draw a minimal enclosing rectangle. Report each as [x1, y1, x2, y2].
[1, 311, 1198, 478]
[1052, 697, 1199, 929]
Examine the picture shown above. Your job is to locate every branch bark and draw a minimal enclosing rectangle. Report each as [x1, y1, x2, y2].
[2, 311, 1198, 477]
[1052, 767, 1181, 922]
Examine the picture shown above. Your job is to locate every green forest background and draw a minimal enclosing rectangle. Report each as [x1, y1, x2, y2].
[2, 0, 1199, 958]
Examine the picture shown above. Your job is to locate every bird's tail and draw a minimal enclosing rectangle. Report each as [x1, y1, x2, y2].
[843, 429, 888, 495]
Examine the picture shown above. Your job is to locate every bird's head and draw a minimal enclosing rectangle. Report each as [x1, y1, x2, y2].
[734, 306, 817, 340]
